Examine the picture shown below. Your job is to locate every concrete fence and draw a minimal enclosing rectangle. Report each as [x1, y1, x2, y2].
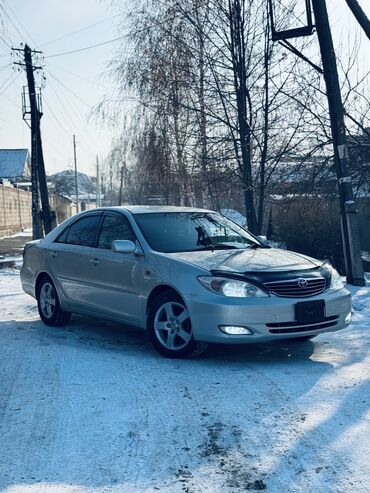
[0, 184, 76, 237]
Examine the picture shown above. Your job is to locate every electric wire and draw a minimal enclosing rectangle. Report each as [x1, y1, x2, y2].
[42, 93, 71, 136]
[0, 63, 12, 71]
[47, 61, 106, 88]
[41, 14, 122, 48]
[44, 68, 126, 167]
[46, 36, 124, 58]
[45, 68, 93, 109]
[0, 70, 16, 92]
[3, 0, 40, 48]
[0, 71, 20, 97]
[0, 34, 12, 49]
[44, 71, 100, 156]
[44, 74, 89, 134]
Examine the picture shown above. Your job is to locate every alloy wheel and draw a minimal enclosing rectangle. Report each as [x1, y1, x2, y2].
[40, 282, 56, 319]
[154, 301, 192, 350]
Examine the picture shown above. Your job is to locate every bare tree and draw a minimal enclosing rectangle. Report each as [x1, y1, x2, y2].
[99, 0, 369, 237]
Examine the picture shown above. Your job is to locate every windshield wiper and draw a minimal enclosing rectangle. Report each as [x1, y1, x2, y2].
[247, 243, 268, 249]
[195, 244, 239, 251]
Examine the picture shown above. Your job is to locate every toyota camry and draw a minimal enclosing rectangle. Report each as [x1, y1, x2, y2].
[20, 206, 352, 357]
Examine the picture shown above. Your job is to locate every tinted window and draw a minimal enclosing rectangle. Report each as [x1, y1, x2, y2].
[98, 214, 135, 249]
[134, 212, 260, 253]
[55, 227, 69, 243]
[65, 215, 101, 247]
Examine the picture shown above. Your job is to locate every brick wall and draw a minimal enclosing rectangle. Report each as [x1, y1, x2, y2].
[0, 185, 32, 236]
[0, 185, 76, 237]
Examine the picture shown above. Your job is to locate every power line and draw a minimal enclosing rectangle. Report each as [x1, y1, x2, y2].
[41, 14, 122, 48]
[0, 34, 12, 50]
[0, 63, 12, 72]
[3, 0, 39, 48]
[42, 93, 71, 135]
[44, 75, 85, 131]
[48, 61, 105, 88]
[45, 68, 93, 108]
[45, 67, 128, 131]
[0, 71, 19, 96]
[44, 74, 90, 132]
[44, 71, 101, 156]
[46, 36, 124, 58]
[40, 90, 86, 164]
[0, 71, 14, 91]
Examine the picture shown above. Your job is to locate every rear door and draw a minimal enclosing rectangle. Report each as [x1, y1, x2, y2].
[48, 212, 103, 311]
[84, 211, 146, 324]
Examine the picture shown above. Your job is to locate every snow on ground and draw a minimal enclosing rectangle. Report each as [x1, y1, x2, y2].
[0, 269, 369, 493]
[0, 228, 32, 241]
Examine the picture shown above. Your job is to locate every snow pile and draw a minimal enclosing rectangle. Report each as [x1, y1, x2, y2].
[348, 276, 370, 327]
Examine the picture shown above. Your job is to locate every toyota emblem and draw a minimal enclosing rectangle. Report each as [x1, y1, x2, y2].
[298, 278, 308, 288]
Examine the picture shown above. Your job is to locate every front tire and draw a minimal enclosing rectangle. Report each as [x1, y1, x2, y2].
[37, 276, 71, 326]
[147, 291, 208, 358]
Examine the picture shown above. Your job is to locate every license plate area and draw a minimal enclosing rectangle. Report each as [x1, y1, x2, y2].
[295, 300, 325, 323]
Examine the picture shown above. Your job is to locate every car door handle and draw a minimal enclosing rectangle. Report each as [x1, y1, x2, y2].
[89, 258, 100, 265]
[49, 251, 58, 258]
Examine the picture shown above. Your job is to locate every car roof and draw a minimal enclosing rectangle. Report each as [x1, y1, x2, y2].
[93, 205, 215, 214]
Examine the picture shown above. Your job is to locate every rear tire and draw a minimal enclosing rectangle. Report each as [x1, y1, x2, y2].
[147, 291, 208, 358]
[37, 276, 71, 326]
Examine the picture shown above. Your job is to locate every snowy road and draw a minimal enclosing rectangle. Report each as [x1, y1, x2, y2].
[0, 269, 369, 493]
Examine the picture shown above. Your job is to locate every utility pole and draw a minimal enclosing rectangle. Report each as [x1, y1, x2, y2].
[23, 45, 42, 240]
[14, 44, 55, 238]
[96, 155, 100, 208]
[23, 45, 53, 237]
[311, 0, 365, 286]
[345, 0, 370, 41]
[73, 134, 79, 212]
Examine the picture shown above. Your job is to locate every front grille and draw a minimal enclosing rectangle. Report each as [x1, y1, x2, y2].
[267, 315, 339, 334]
[264, 277, 326, 298]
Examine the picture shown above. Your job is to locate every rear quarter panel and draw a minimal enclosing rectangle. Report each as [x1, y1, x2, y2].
[20, 241, 48, 298]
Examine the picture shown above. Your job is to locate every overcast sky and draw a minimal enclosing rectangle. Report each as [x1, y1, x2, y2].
[0, 0, 369, 178]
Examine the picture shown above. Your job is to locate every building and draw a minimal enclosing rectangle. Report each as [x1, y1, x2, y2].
[0, 149, 31, 185]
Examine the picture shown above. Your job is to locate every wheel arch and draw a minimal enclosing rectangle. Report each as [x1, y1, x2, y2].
[35, 271, 57, 297]
[146, 284, 185, 314]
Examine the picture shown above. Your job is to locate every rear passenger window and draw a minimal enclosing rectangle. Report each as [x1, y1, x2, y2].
[65, 215, 101, 247]
[98, 214, 135, 250]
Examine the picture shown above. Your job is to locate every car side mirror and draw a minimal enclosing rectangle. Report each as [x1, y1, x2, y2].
[111, 240, 137, 254]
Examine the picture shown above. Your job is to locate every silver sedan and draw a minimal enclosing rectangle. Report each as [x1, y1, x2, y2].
[21, 206, 352, 358]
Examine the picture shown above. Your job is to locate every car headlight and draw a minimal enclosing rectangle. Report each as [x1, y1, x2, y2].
[198, 276, 269, 298]
[330, 267, 344, 291]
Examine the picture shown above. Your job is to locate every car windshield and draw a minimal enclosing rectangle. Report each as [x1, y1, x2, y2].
[133, 212, 262, 253]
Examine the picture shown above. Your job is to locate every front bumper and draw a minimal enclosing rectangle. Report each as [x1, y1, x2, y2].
[185, 288, 352, 343]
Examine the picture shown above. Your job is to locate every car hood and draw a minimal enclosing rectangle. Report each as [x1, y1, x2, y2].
[167, 248, 322, 274]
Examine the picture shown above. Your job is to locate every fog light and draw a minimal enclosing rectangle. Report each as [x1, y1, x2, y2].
[219, 325, 253, 335]
[345, 312, 352, 324]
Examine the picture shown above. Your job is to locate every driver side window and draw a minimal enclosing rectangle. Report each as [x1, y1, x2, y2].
[98, 214, 136, 250]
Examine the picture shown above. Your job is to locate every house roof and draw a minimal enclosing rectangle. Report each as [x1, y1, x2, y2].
[0, 149, 30, 179]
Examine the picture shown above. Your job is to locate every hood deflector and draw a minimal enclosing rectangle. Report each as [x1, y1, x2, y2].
[210, 265, 330, 291]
